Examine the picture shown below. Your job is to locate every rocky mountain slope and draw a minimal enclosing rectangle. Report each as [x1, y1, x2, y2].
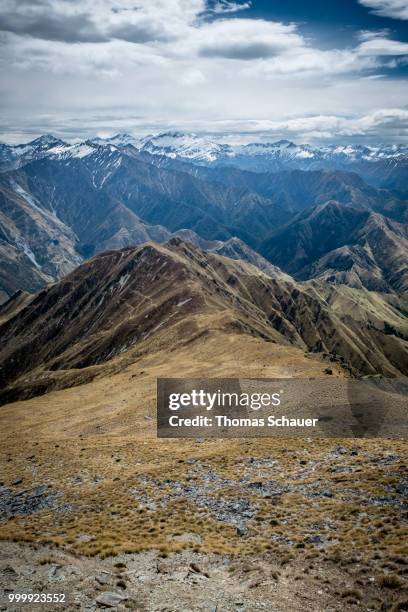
[0, 240, 407, 406]
[261, 201, 408, 293]
[162, 163, 408, 222]
[0, 150, 290, 301]
[0, 176, 82, 301]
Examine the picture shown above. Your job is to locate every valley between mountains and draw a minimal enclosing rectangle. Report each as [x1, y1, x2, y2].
[0, 133, 407, 610]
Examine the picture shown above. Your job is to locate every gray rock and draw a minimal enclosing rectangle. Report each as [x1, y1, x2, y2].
[334, 446, 348, 455]
[95, 591, 126, 607]
[200, 603, 218, 612]
[305, 535, 325, 546]
[1, 565, 18, 577]
[77, 533, 93, 543]
[167, 570, 189, 581]
[95, 572, 110, 585]
[0, 485, 60, 519]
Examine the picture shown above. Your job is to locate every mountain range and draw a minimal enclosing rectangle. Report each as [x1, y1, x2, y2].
[0, 132, 407, 301]
[0, 131, 407, 394]
[137, 133, 408, 188]
[2, 132, 408, 189]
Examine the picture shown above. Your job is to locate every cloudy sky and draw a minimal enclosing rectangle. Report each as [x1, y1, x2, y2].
[0, 0, 407, 144]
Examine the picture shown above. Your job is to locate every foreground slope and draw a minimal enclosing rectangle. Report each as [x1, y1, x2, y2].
[0, 332, 407, 610]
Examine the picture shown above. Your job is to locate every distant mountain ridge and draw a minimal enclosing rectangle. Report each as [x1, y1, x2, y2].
[1, 132, 407, 190]
[137, 132, 408, 169]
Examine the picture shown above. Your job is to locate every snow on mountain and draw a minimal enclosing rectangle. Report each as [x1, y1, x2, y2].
[0, 134, 67, 170]
[46, 142, 94, 160]
[43, 140, 118, 162]
[91, 133, 139, 147]
[46, 141, 124, 189]
[46, 141, 114, 160]
[1, 133, 407, 183]
[27, 134, 65, 148]
[12, 134, 65, 154]
[0, 135, 127, 172]
[232, 140, 408, 164]
[138, 131, 232, 163]
[135, 132, 408, 169]
[12, 135, 66, 160]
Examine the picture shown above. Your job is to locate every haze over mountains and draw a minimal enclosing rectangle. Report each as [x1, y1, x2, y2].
[0, 131, 407, 393]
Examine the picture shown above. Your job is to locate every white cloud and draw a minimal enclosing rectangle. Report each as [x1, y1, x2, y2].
[0, 0, 206, 44]
[246, 30, 408, 78]
[250, 108, 408, 138]
[358, 0, 408, 20]
[358, 29, 391, 40]
[179, 68, 207, 85]
[358, 36, 408, 56]
[2, 106, 407, 144]
[0, 0, 407, 144]
[209, 1, 252, 14]
[195, 19, 303, 60]
[0, 33, 168, 77]
[0, 0, 407, 77]
[251, 48, 377, 77]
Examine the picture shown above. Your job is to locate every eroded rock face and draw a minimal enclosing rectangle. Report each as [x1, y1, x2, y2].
[0, 180, 82, 302]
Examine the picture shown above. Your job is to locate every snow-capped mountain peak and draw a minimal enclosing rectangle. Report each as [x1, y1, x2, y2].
[48, 142, 97, 160]
[91, 133, 138, 147]
[138, 131, 232, 162]
[27, 134, 65, 148]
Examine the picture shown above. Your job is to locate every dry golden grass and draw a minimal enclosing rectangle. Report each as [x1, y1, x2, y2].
[0, 329, 406, 598]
